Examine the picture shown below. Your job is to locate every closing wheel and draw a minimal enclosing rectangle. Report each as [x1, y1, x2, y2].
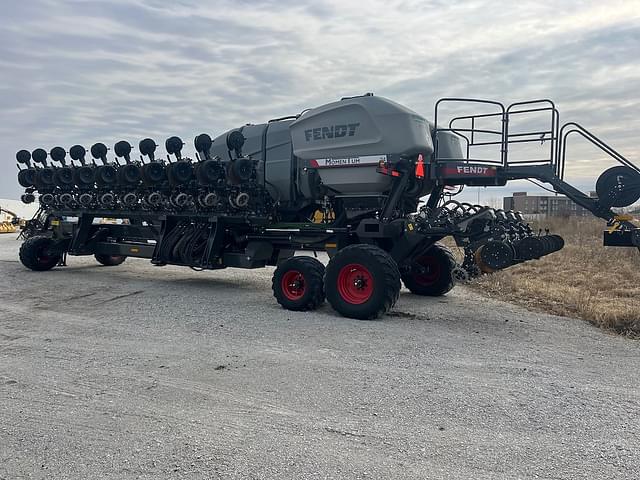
[19, 236, 62, 271]
[272, 256, 325, 311]
[325, 244, 400, 320]
[95, 254, 127, 266]
[401, 243, 456, 296]
[452, 266, 470, 283]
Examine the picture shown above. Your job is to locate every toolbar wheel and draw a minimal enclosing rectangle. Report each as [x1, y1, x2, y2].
[401, 243, 456, 296]
[19, 236, 62, 271]
[95, 254, 127, 266]
[272, 256, 325, 311]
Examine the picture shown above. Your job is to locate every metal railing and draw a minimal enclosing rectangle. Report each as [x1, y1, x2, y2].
[434, 98, 507, 166]
[434, 98, 560, 169]
[433, 97, 638, 180]
[558, 122, 639, 179]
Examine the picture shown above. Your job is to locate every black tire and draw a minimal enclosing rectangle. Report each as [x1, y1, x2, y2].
[401, 243, 456, 296]
[95, 254, 127, 266]
[325, 244, 400, 320]
[19, 236, 62, 271]
[272, 256, 325, 311]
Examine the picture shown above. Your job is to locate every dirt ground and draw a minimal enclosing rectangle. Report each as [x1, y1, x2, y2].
[1, 234, 639, 479]
[467, 217, 640, 333]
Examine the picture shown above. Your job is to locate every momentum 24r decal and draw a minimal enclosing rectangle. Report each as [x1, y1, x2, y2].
[309, 155, 387, 168]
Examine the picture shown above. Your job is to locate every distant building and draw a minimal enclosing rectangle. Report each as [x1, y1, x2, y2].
[503, 191, 597, 217]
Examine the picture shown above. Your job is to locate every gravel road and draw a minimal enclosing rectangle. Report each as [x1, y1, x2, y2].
[0, 234, 638, 479]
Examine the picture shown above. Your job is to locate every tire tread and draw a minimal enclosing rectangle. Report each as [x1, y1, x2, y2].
[19, 235, 60, 271]
[272, 256, 326, 311]
[325, 244, 400, 320]
[95, 254, 127, 266]
[401, 243, 456, 296]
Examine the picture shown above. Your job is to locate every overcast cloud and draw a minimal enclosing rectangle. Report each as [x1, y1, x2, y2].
[1, 0, 639, 201]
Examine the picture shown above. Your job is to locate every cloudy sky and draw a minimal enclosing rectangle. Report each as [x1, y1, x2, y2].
[1, 0, 639, 203]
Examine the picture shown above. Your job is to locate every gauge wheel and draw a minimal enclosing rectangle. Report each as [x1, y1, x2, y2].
[272, 256, 325, 311]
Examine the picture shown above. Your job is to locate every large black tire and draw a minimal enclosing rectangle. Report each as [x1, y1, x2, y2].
[325, 244, 400, 320]
[272, 256, 326, 311]
[95, 254, 127, 266]
[401, 243, 456, 296]
[19, 236, 62, 271]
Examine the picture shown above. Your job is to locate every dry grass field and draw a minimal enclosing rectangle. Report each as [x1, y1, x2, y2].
[463, 217, 640, 334]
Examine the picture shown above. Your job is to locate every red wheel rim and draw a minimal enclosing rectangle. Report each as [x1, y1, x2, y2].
[281, 270, 306, 301]
[412, 256, 441, 286]
[337, 263, 374, 305]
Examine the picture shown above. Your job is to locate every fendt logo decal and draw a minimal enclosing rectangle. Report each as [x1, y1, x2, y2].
[457, 166, 490, 175]
[440, 164, 497, 177]
[304, 123, 360, 141]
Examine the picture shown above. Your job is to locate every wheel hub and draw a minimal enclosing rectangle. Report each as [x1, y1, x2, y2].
[281, 270, 306, 301]
[353, 275, 368, 290]
[412, 256, 441, 286]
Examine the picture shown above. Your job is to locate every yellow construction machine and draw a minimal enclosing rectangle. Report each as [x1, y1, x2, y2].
[0, 206, 21, 233]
